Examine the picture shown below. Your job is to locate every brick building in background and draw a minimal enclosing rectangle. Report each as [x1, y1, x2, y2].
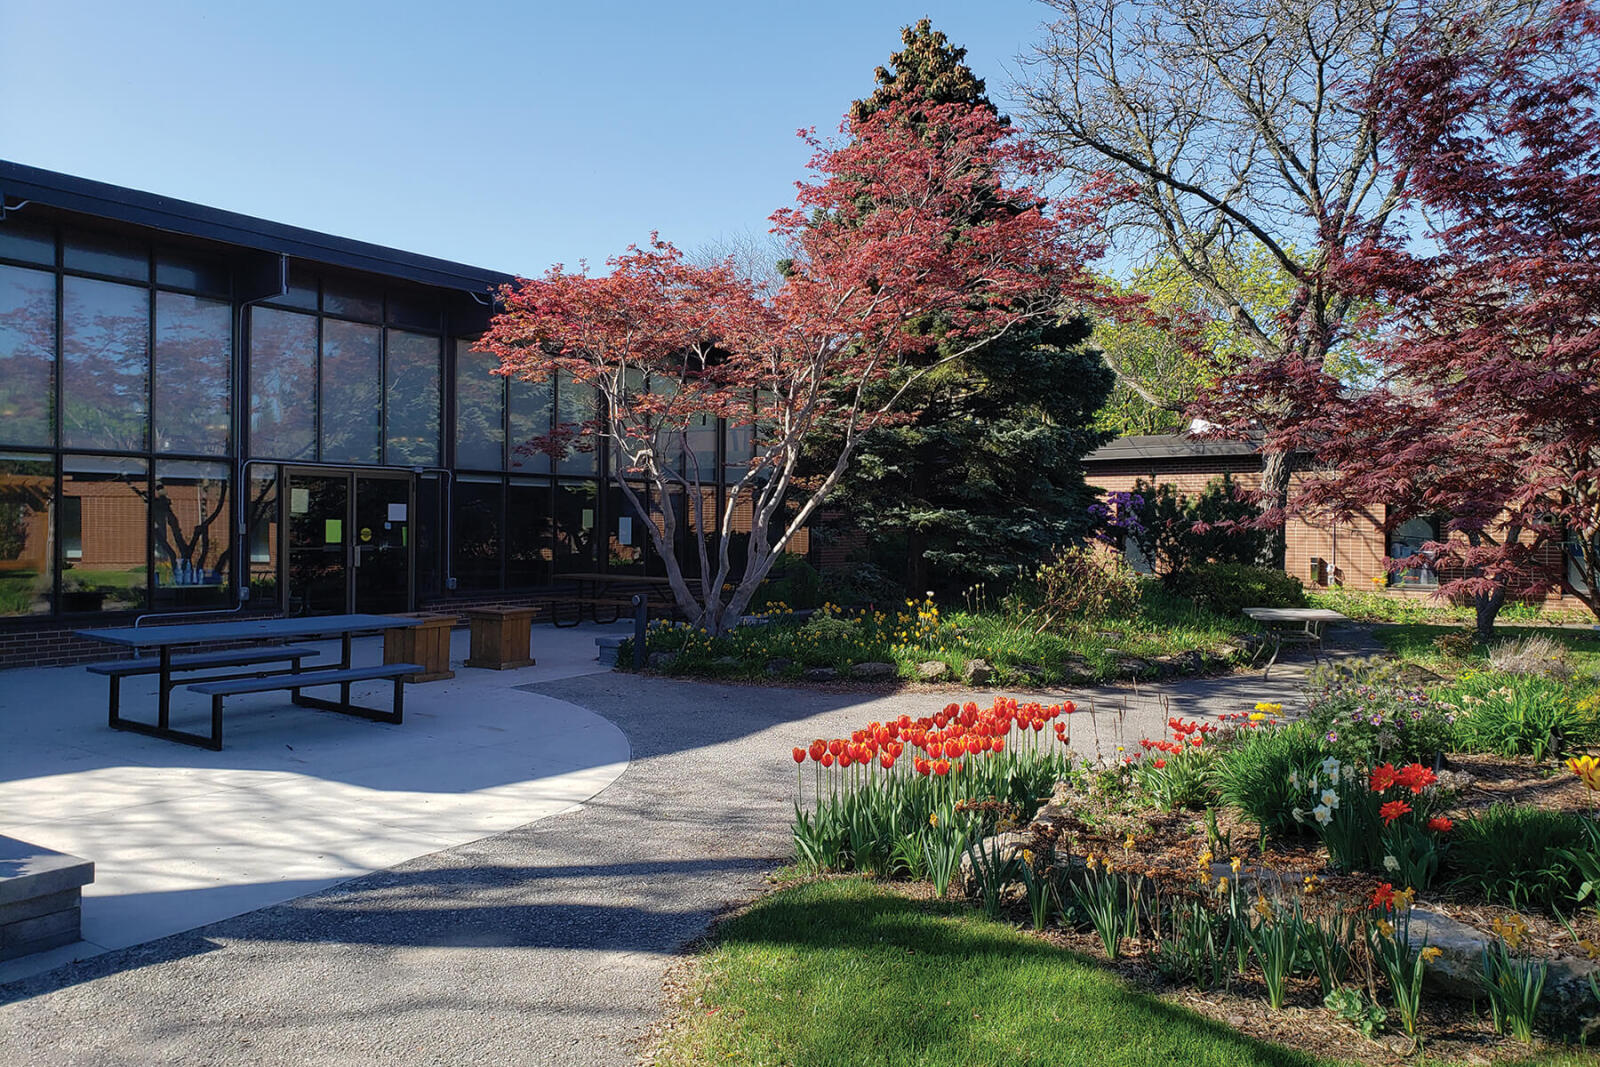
[1082, 431, 1590, 607]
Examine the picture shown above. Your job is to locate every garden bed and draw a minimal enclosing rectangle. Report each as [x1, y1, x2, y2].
[770, 662, 1600, 1058]
[625, 588, 1257, 687]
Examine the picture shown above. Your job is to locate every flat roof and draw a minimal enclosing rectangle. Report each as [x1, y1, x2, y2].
[1085, 433, 1260, 463]
[0, 159, 516, 295]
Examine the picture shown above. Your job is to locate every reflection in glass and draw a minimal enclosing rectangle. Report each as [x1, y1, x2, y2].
[61, 455, 149, 612]
[0, 220, 55, 266]
[156, 253, 229, 295]
[1388, 517, 1439, 587]
[0, 265, 56, 447]
[0, 454, 55, 616]
[386, 329, 440, 465]
[507, 480, 552, 587]
[508, 375, 553, 474]
[556, 371, 598, 475]
[63, 231, 148, 281]
[685, 413, 718, 483]
[414, 473, 442, 597]
[63, 276, 149, 451]
[249, 307, 317, 459]
[246, 469, 279, 607]
[453, 477, 502, 589]
[323, 279, 383, 322]
[154, 292, 231, 455]
[455, 342, 505, 470]
[320, 320, 382, 464]
[153, 460, 230, 607]
[554, 480, 598, 573]
[608, 483, 648, 573]
[286, 472, 347, 615]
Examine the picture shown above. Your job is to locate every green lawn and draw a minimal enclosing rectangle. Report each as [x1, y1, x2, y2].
[656, 877, 1328, 1067]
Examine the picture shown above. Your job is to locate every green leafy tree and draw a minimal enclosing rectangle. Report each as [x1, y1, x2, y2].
[1128, 473, 1274, 577]
[815, 20, 1113, 595]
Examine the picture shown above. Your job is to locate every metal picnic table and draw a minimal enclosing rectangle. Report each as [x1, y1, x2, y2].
[76, 614, 424, 749]
[1241, 607, 1349, 679]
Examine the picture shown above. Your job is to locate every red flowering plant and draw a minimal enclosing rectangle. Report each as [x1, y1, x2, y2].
[789, 697, 1076, 884]
[1296, 755, 1451, 888]
[1128, 715, 1229, 811]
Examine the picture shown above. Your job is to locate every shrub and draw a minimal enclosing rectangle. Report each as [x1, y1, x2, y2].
[1486, 633, 1573, 681]
[1023, 545, 1142, 625]
[1302, 657, 1457, 764]
[1127, 473, 1274, 576]
[1445, 803, 1586, 912]
[1211, 721, 1326, 839]
[1437, 671, 1600, 760]
[1167, 563, 1306, 619]
[754, 554, 823, 610]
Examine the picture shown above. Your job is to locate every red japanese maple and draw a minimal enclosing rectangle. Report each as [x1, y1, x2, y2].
[1219, 2, 1600, 636]
[479, 96, 1113, 632]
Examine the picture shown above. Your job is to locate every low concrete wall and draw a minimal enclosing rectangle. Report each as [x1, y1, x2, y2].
[0, 835, 94, 961]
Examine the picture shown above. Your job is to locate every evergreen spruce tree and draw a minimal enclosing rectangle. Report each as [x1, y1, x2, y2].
[812, 21, 1112, 596]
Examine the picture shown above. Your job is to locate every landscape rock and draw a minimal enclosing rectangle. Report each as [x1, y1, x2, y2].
[765, 658, 793, 675]
[850, 661, 897, 679]
[915, 660, 951, 683]
[957, 830, 1033, 892]
[802, 666, 839, 682]
[710, 655, 743, 669]
[1115, 656, 1154, 678]
[961, 658, 993, 686]
[1057, 653, 1094, 680]
[646, 651, 678, 670]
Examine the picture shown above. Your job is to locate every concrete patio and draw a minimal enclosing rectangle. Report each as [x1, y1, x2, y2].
[0, 621, 634, 985]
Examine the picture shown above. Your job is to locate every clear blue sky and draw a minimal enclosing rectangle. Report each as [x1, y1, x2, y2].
[2, 1, 1050, 278]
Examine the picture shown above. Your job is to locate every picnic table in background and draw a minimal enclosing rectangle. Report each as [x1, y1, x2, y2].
[76, 614, 423, 750]
[1241, 607, 1350, 679]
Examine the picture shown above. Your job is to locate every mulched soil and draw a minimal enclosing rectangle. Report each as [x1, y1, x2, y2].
[1444, 751, 1595, 818]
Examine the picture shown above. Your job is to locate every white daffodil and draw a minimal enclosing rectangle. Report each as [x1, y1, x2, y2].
[1321, 756, 1342, 785]
[1291, 807, 1307, 823]
[1383, 855, 1400, 872]
[1321, 789, 1340, 810]
[1313, 804, 1333, 826]
[1289, 770, 1301, 790]
[1308, 775, 1319, 794]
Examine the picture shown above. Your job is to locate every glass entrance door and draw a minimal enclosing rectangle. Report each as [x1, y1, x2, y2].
[353, 474, 410, 614]
[285, 469, 413, 615]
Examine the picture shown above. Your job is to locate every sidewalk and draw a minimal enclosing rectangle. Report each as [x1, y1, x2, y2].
[0, 634, 1349, 1066]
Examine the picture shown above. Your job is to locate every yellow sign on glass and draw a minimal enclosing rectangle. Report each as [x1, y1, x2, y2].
[324, 519, 342, 544]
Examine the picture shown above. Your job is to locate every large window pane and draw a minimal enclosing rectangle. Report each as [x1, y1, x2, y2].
[63, 276, 149, 451]
[685, 413, 718, 484]
[455, 342, 505, 470]
[507, 479, 552, 587]
[153, 460, 230, 608]
[1388, 517, 1439, 587]
[320, 320, 382, 464]
[249, 307, 317, 460]
[64, 231, 148, 282]
[556, 371, 598, 475]
[386, 329, 440, 465]
[0, 454, 55, 616]
[453, 477, 502, 590]
[154, 291, 231, 455]
[554, 480, 598, 574]
[508, 375, 553, 474]
[62, 455, 148, 613]
[0, 265, 56, 447]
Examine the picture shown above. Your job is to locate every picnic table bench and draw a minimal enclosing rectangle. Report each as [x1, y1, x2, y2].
[1242, 607, 1349, 679]
[76, 614, 425, 751]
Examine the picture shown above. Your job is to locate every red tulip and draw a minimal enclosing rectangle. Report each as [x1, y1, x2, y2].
[820, 753, 834, 768]
[827, 740, 844, 758]
[933, 759, 950, 776]
[792, 747, 806, 764]
[879, 753, 895, 770]
[809, 739, 827, 761]
[838, 753, 853, 769]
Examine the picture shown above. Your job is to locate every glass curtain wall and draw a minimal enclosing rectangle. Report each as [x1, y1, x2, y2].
[0, 220, 233, 616]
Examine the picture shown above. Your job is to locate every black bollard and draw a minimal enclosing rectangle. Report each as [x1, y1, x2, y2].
[632, 594, 648, 669]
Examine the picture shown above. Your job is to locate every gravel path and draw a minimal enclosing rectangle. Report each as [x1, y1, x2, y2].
[0, 635, 1374, 1066]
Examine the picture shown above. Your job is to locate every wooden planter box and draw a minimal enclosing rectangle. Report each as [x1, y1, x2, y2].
[382, 613, 456, 683]
[463, 607, 537, 670]
[1, 835, 94, 962]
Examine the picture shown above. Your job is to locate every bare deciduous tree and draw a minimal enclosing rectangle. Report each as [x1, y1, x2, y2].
[1021, 0, 1425, 509]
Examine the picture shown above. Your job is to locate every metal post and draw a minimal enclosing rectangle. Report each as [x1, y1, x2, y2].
[632, 594, 647, 670]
